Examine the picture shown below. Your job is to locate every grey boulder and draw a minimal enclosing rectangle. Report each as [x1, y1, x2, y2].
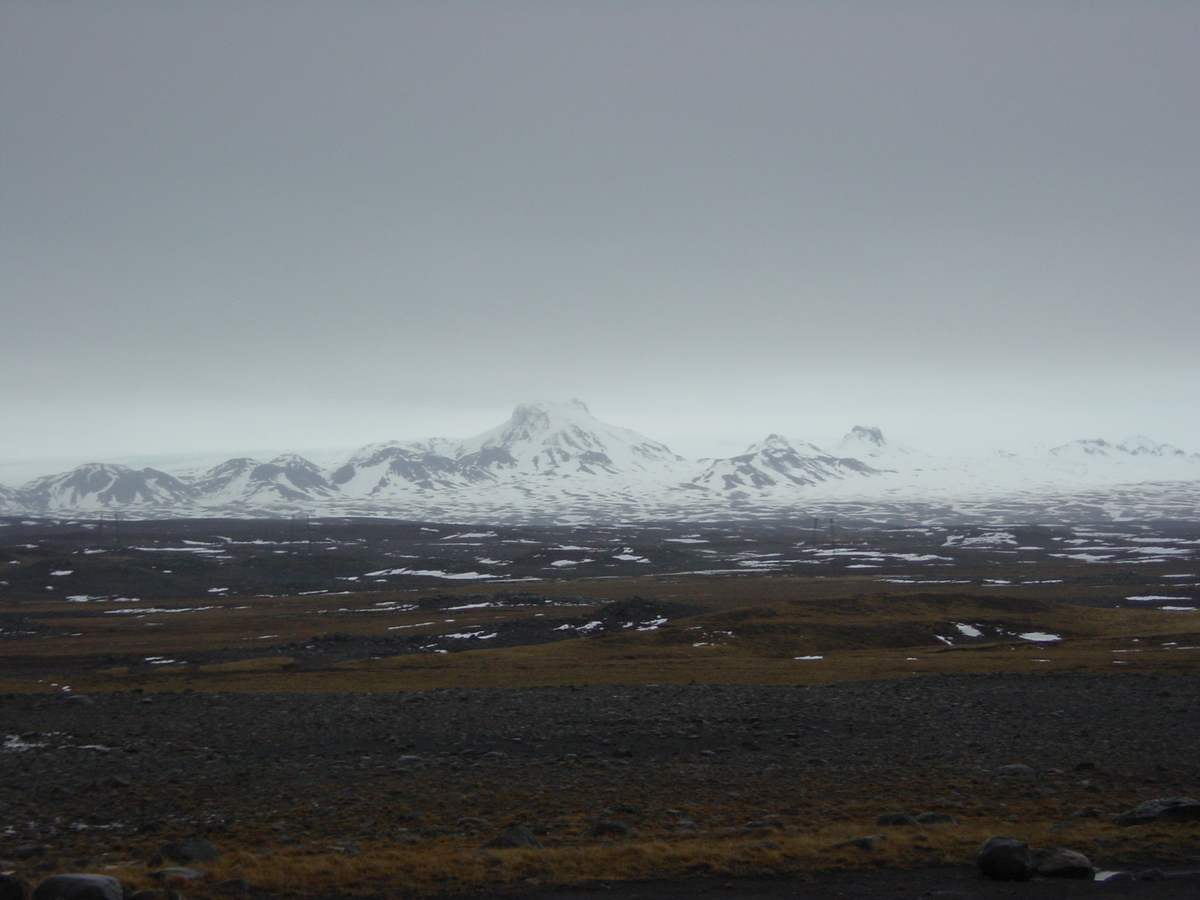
[976, 836, 1036, 882]
[1032, 847, 1094, 879]
[915, 812, 957, 825]
[156, 839, 220, 864]
[32, 876, 123, 900]
[0, 875, 31, 900]
[875, 813, 917, 827]
[1115, 797, 1200, 827]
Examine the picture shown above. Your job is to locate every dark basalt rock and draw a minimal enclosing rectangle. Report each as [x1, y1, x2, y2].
[1032, 847, 1094, 879]
[976, 836, 1035, 882]
[875, 813, 917, 826]
[155, 839, 220, 864]
[31, 875, 123, 900]
[586, 820, 632, 838]
[1115, 797, 1200, 827]
[915, 811, 957, 825]
[830, 834, 885, 851]
[0, 875, 31, 900]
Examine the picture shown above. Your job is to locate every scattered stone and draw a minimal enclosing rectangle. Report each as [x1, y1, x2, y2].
[914, 812, 957, 825]
[455, 817, 489, 830]
[149, 869, 205, 883]
[995, 764, 1036, 781]
[0, 875, 31, 900]
[976, 836, 1035, 882]
[63, 695, 93, 706]
[31, 875, 123, 900]
[829, 834, 885, 851]
[10, 848, 48, 861]
[481, 826, 543, 850]
[1139, 869, 1167, 881]
[1031, 847, 1094, 879]
[586, 820, 632, 838]
[875, 813, 917, 827]
[1069, 806, 1100, 819]
[156, 840, 220, 865]
[1115, 797, 1200, 827]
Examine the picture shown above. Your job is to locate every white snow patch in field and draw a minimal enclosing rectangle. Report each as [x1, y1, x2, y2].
[955, 623, 983, 637]
[1019, 632, 1061, 642]
[365, 568, 494, 580]
[1126, 595, 1186, 602]
[103, 606, 218, 615]
[794, 655, 824, 660]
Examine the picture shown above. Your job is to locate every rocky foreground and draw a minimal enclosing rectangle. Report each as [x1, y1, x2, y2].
[2, 674, 1200, 896]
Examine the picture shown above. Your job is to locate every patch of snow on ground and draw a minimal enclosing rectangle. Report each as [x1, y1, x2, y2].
[955, 623, 983, 637]
[1019, 632, 1061, 642]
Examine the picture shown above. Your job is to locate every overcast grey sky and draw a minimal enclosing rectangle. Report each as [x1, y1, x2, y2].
[2, 1, 1197, 475]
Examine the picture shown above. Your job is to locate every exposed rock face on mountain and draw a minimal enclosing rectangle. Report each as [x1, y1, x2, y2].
[0, 483, 21, 511]
[19, 464, 193, 511]
[191, 455, 338, 504]
[1050, 436, 1192, 459]
[691, 435, 875, 491]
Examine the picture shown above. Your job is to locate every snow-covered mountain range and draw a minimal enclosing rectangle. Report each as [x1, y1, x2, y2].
[2, 400, 1198, 525]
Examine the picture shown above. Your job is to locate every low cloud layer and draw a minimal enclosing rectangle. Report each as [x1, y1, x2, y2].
[2, 2, 1197, 471]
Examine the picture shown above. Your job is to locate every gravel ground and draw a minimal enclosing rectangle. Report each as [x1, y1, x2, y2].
[3, 674, 1199, 896]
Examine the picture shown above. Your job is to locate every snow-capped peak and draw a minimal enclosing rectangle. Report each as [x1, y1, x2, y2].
[743, 434, 830, 456]
[457, 399, 684, 476]
[1117, 435, 1188, 457]
[835, 425, 917, 460]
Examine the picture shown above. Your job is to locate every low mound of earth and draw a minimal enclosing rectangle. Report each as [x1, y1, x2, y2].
[2, 675, 1198, 897]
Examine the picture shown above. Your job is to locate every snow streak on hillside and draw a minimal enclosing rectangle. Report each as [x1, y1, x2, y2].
[2, 401, 1198, 526]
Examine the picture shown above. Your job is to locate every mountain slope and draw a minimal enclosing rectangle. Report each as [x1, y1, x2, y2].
[6, 405, 1198, 525]
[457, 399, 685, 477]
[836, 426, 919, 462]
[21, 464, 195, 511]
[190, 455, 338, 504]
[692, 434, 877, 492]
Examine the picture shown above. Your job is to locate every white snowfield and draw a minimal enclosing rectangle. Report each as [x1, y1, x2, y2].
[2, 400, 1198, 526]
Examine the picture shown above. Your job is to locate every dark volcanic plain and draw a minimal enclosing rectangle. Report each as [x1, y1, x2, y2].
[1, 516, 1199, 898]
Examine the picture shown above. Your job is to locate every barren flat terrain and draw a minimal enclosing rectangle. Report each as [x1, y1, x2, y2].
[2, 516, 1199, 898]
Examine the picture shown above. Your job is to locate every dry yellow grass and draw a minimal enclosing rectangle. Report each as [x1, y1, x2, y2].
[90, 819, 1200, 898]
[10, 592, 1194, 693]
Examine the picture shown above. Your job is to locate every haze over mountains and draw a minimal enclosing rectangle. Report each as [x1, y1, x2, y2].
[2, 400, 1198, 526]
